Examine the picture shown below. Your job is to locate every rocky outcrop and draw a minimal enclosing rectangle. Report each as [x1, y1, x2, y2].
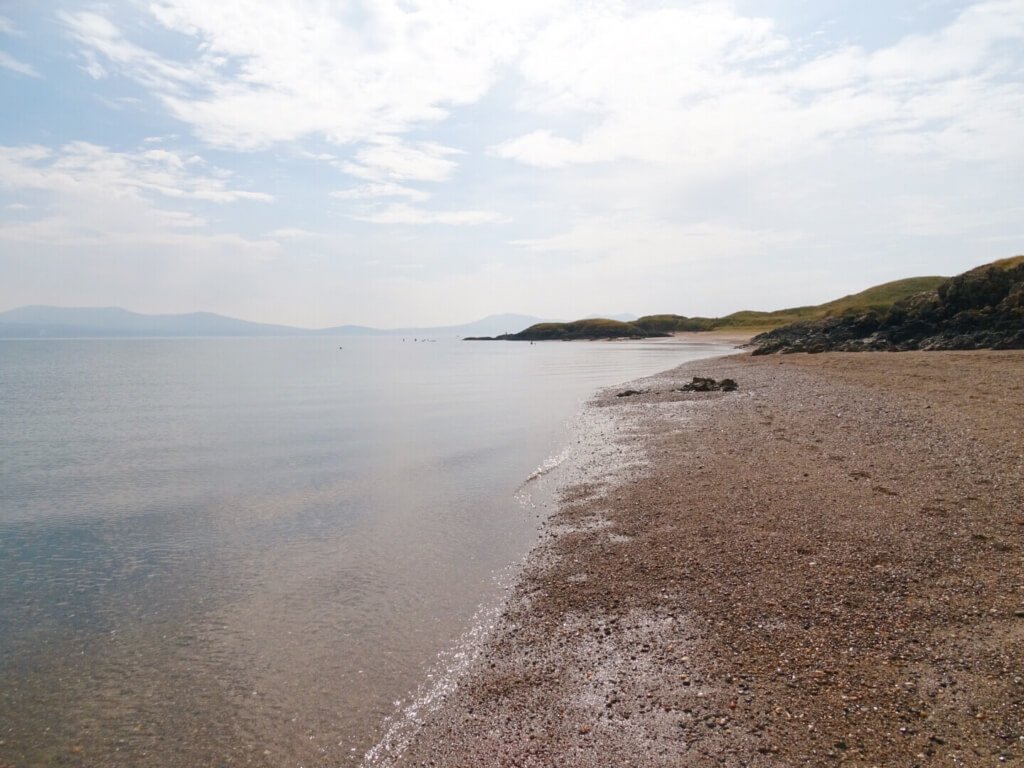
[476, 318, 666, 341]
[677, 376, 738, 392]
[751, 260, 1024, 354]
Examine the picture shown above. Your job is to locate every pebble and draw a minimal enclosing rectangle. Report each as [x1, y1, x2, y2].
[390, 353, 1024, 768]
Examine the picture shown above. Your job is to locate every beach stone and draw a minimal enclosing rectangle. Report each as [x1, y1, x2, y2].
[678, 377, 739, 393]
[387, 350, 1024, 768]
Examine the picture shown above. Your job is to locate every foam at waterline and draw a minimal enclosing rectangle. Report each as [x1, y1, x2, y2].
[361, 414, 585, 766]
[517, 377, 653, 496]
[360, 382, 658, 766]
[360, 567, 512, 767]
[521, 445, 572, 484]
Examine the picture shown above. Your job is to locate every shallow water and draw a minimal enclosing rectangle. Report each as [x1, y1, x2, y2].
[0, 336, 734, 766]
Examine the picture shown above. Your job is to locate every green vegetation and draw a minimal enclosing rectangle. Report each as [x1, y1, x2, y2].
[506, 318, 654, 340]
[684, 275, 943, 331]
[484, 257, 1021, 342]
[990, 254, 1024, 270]
[628, 276, 949, 335]
[633, 314, 716, 334]
[811, 276, 950, 315]
[752, 257, 1024, 353]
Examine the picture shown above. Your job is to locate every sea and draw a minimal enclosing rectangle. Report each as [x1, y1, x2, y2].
[0, 335, 735, 767]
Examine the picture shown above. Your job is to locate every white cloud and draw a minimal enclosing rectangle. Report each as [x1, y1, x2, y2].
[0, 50, 39, 77]
[263, 227, 318, 238]
[332, 182, 429, 202]
[492, 130, 591, 169]
[0, 15, 22, 36]
[515, 4, 785, 115]
[153, 209, 207, 228]
[344, 137, 461, 182]
[66, 1, 558, 149]
[61, 2, 1024, 199]
[142, 148, 185, 170]
[0, 142, 275, 269]
[0, 201, 273, 256]
[351, 203, 507, 226]
[62, 11, 206, 90]
[513, 214, 803, 269]
[495, 0, 1024, 175]
[300, 151, 336, 161]
[330, 136, 461, 205]
[0, 142, 271, 203]
[13, 0, 1021, 326]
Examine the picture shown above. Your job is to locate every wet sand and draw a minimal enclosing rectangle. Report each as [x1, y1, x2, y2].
[375, 350, 1024, 767]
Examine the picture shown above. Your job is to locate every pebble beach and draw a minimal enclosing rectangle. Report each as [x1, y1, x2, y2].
[376, 349, 1024, 767]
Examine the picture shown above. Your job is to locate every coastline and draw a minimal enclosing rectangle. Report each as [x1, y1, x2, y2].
[668, 329, 756, 346]
[370, 349, 1024, 766]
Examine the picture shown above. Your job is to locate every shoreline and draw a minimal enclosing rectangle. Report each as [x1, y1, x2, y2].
[668, 329, 756, 346]
[372, 349, 1024, 766]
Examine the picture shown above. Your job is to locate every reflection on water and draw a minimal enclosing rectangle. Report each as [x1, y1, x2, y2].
[0, 336, 734, 766]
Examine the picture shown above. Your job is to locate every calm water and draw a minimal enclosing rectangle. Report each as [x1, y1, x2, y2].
[0, 336, 734, 766]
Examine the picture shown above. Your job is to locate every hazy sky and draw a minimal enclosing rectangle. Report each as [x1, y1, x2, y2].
[2, 1, 1022, 328]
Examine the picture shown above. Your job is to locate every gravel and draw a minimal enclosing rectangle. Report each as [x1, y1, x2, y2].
[373, 350, 1024, 767]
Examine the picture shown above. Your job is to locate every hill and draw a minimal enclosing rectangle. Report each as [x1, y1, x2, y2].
[631, 275, 948, 335]
[477, 318, 658, 341]
[750, 256, 1024, 353]
[483, 273, 949, 341]
[0, 306, 303, 338]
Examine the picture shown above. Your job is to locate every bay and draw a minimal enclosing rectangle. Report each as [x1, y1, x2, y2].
[0, 335, 734, 766]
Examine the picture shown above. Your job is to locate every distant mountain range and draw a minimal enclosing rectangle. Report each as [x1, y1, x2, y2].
[0, 306, 549, 339]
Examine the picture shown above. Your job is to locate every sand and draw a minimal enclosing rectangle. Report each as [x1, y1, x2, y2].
[668, 330, 761, 346]
[371, 350, 1024, 767]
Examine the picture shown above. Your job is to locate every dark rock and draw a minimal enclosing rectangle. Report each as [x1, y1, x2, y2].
[617, 389, 645, 397]
[751, 260, 1024, 354]
[680, 377, 717, 392]
[677, 377, 739, 392]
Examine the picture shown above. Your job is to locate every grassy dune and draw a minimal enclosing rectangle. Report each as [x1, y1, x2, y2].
[500, 257, 1020, 341]
[640, 275, 948, 334]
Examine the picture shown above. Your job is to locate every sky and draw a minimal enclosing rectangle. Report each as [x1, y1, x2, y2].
[1, 1, 1023, 329]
